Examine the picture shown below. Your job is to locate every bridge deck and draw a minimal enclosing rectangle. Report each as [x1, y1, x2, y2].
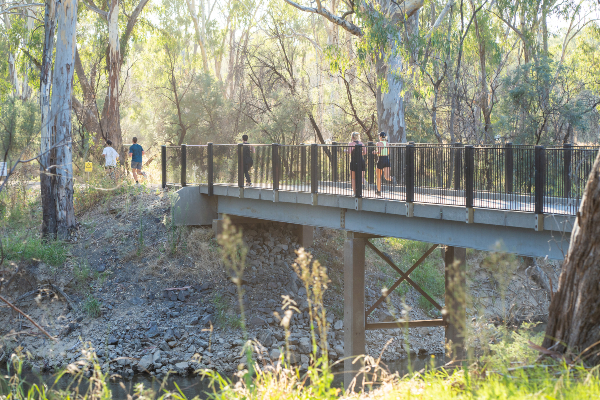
[208, 182, 577, 215]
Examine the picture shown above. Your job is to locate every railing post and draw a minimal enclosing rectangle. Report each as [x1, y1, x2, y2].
[272, 143, 279, 191]
[505, 142, 513, 194]
[207, 142, 214, 196]
[161, 145, 166, 189]
[465, 145, 474, 209]
[405, 143, 414, 203]
[535, 145, 545, 215]
[354, 143, 362, 198]
[238, 143, 244, 188]
[453, 143, 462, 191]
[564, 143, 572, 199]
[311, 143, 318, 194]
[181, 144, 187, 187]
[332, 141, 338, 182]
[301, 143, 307, 183]
[367, 141, 375, 186]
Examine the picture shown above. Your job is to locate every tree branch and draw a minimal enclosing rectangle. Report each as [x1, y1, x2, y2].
[0, 295, 57, 341]
[283, 0, 363, 36]
[83, 0, 108, 20]
[121, 0, 151, 59]
[423, 0, 454, 41]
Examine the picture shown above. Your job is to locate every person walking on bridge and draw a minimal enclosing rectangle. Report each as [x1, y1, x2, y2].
[347, 132, 366, 194]
[128, 137, 146, 184]
[376, 131, 391, 197]
[241, 134, 255, 187]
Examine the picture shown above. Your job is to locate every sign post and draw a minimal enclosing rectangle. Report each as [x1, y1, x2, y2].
[85, 162, 93, 182]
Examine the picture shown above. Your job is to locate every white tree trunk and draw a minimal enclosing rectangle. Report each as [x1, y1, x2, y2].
[2, 2, 21, 98]
[20, 5, 35, 100]
[40, 0, 57, 237]
[186, 0, 209, 72]
[50, 0, 77, 239]
[376, 45, 406, 143]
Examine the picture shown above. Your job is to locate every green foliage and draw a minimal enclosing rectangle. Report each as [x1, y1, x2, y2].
[82, 295, 102, 318]
[212, 291, 242, 330]
[0, 98, 40, 162]
[379, 238, 445, 302]
[500, 57, 594, 144]
[2, 232, 68, 266]
[483, 322, 545, 369]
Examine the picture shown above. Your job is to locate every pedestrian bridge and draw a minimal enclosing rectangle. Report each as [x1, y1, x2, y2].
[163, 142, 597, 260]
[162, 141, 596, 385]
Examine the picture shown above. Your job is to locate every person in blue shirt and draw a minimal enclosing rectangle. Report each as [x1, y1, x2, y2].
[128, 137, 146, 184]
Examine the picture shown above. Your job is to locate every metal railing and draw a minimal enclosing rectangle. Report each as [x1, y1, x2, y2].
[161, 142, 598, 216]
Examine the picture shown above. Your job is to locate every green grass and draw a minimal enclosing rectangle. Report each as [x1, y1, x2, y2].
[2, 232, 69, 266]
[82, 295, 102, 318]
[72, 261, 98, 293]
[5, 343, 600, 400]
[212, 292, 242, 329]
[375, 238, 445, 301]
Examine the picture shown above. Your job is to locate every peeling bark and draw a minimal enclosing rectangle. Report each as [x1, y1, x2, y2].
[40, 0, 57, 238]
[376, 44, 406, 143]
[103, 0, 124, 158]
[50, 0, 78, 239]
[543, 151, 600, 363]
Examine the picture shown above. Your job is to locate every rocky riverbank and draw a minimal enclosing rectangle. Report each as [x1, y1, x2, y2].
[1, 187, 556, 378]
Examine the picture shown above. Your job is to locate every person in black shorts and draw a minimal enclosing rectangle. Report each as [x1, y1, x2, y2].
[241, 134, 254, 186]
[347, 132, 367, 193]
[376, 131, 391, 196]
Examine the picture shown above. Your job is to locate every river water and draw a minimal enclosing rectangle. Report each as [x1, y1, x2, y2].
[2, 355, 444, 399]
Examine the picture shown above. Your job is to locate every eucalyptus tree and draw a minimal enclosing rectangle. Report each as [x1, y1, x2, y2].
[47, 0, 77, 239]
[40, 0, 56, 236]
[75, 0, 150, 158]
[283, 0, 447, 143]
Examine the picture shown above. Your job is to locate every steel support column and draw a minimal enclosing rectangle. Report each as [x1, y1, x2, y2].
[444, 246, 466, 362]
[295, 224, 314, 248]
[344, 232, 365, 388]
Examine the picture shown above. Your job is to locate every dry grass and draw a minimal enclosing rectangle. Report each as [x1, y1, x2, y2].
[142, 227, 222, 280]
[187, 227, 223, 273]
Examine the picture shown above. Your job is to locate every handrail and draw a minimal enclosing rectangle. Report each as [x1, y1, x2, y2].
[160, 142, 598, 216]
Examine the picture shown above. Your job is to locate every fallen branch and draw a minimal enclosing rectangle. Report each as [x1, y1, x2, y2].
[0, 294, 57, 341]
[13, 289, 39, 304]
[49, 282, 77, 310]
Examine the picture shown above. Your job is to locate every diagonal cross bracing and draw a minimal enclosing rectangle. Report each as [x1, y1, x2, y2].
[365, 241, 441, 319]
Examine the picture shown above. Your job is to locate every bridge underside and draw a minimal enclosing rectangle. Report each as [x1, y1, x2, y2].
[172, 185, 573, 386]
[174, 186, 573, 260]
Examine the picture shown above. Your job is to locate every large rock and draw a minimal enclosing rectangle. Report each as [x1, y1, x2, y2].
[107, 335, 119, 345]
[147, 323, 160, 338]
[174, 362, 190, 374]
[334, 344, 344, 356]
[258, 329, 274, 347]
[248, 316, 267, 328]
[334, 320, 343, 330]
[200, 314, 214, 327]
[159, 341, 170, 352]
[153, 351, 162, 364]
[378, 309, 395, 322]
[298, 337, 311, 354]
[270, 349, 281, 360]
[164, 328, 175, 342]
[138, 354, 154, 371]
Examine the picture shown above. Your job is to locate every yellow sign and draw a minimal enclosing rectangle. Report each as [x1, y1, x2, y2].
[85, 162, 93, 172]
